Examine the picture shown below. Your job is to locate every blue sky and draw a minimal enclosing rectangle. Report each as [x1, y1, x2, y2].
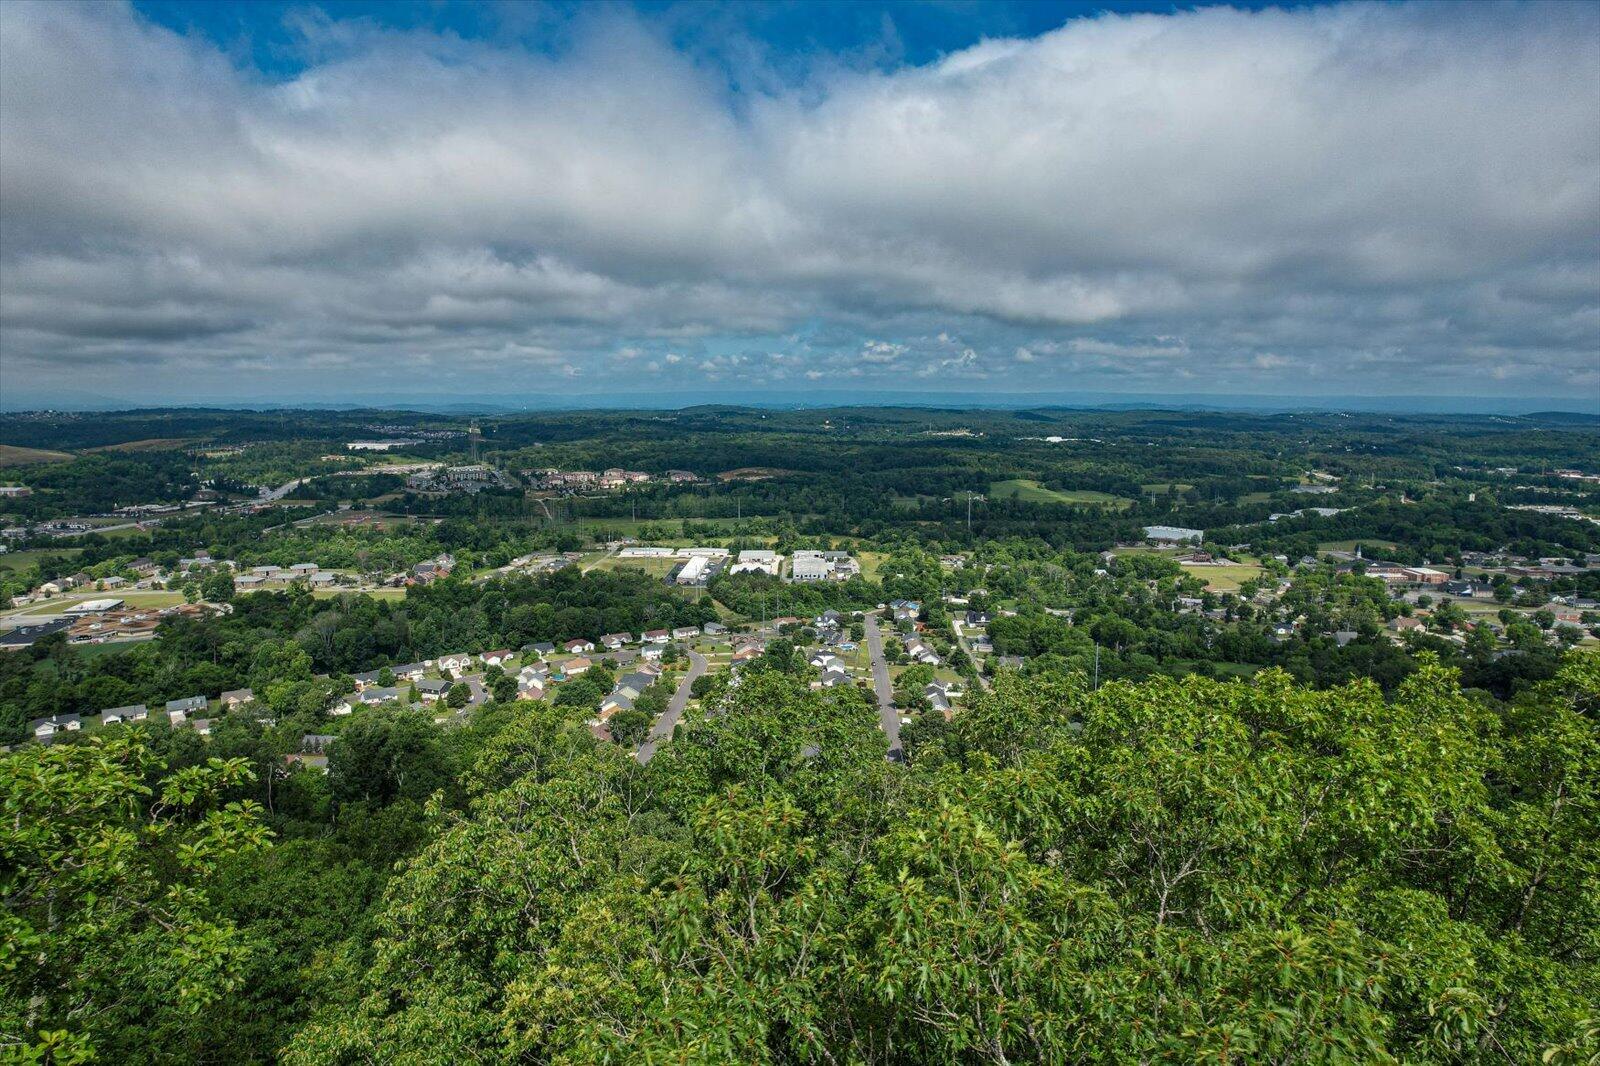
[131, 1, 1302, 78]
[1, 0, 1596, 411]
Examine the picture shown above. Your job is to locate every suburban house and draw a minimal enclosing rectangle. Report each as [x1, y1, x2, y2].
[529, 642, 556, 658]
[643, 629, 670, 644]
[564, 656, 593, 676]
[703, 621, 727, 636]
[600, 633, 632, 650]
[599, 691, 633, 717]
[416, 679, 451, 701]
[564, 639, 596, 654]
[616, 672, 655, 699]
[672, 625, 700, 640]
[437, 653, 473, 675]
[300, 734, 337, 754]
[356, 686, 402, 705]
[817, 667, 851, 688]
[639, 646, 664, 662]
[480, 649, 514, 667]
[904, 639, 941, 665]
[100, 704, 148, 725]
[220, 688, 255, 709]
[165, 695, 208, 722]
[731, 644, 763, 663]
[32, 714, 82, 739]
[518, 675, 547, 699]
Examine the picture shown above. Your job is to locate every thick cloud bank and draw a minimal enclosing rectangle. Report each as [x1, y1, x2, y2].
[1, 1, 1596, 402]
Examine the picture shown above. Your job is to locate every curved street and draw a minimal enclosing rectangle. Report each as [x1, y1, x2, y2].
[637, 649, 707, 764]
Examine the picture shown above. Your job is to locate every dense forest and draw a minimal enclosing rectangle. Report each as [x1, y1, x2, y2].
[5, 655, 1596, 1062]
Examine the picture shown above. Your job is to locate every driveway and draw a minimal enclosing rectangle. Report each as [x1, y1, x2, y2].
[951, 621, 992, 692]
[863, 612, 902, 760]
[637, 649, 707, 764]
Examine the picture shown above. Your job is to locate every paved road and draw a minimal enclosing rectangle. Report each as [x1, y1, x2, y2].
[863, 612, 902, 760]
[637, 649, 707, 764]
[261, 477, 307, 502]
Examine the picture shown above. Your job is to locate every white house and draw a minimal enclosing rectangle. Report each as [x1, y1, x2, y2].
[32, 714, 82, 738]
[101, 704, 148, 725]
[437, 653, 473, 675]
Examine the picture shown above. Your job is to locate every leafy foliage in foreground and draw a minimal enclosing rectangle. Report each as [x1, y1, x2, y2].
[289, 657, 1595, 1064]
[4, 656, 1597, 1062]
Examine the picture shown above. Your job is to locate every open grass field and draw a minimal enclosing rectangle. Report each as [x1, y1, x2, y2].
[1185, 562, 1265, 592]
[86, 438, 199, 453]
[317, 586, 406, 600]
[1317, 539, 1399, 554]
[0, 444, 74, 465]
[91, 524, 153, 540]
[1141, 482, 1194, 494]
[588, 555, 680, 578]
[990, 479, 1132, 508]
[74, 641, 153, 659]
[857, 550, 889, 583]
[0, 548, 83, 574]
[1, 590, 186, 624]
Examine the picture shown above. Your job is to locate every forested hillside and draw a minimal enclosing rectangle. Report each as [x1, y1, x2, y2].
[5, 655, 1596, 1063]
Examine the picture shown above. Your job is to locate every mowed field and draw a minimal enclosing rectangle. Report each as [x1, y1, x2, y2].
[0, 548, 83, 574]
[0, 444, 74, 465]
[586, 555, 680, 577]
[1, 590, 187, 624]
[1317, 539, 1400, 554]
[86, 438, 199, 453]
[1186, 562, 1265, 592]
[991, 479, 1131, 508]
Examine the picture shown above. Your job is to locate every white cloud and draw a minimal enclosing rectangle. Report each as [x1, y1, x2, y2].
[1, 0, 1595, 400]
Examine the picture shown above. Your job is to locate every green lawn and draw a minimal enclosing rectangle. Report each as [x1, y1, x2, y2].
[1185, 562, 1265, 592]
[990, 479, 1131, 508]
[588, 555, 680, 578]
[0, 548, 83, 574]
[858, 551, 889, 583]
[314, 586, 406, 600]
[1141, 482, 1194, 494]
[1316, 539, 1399, 554]
[1, 589, 186, 623]
[0, 444, 75, 465]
